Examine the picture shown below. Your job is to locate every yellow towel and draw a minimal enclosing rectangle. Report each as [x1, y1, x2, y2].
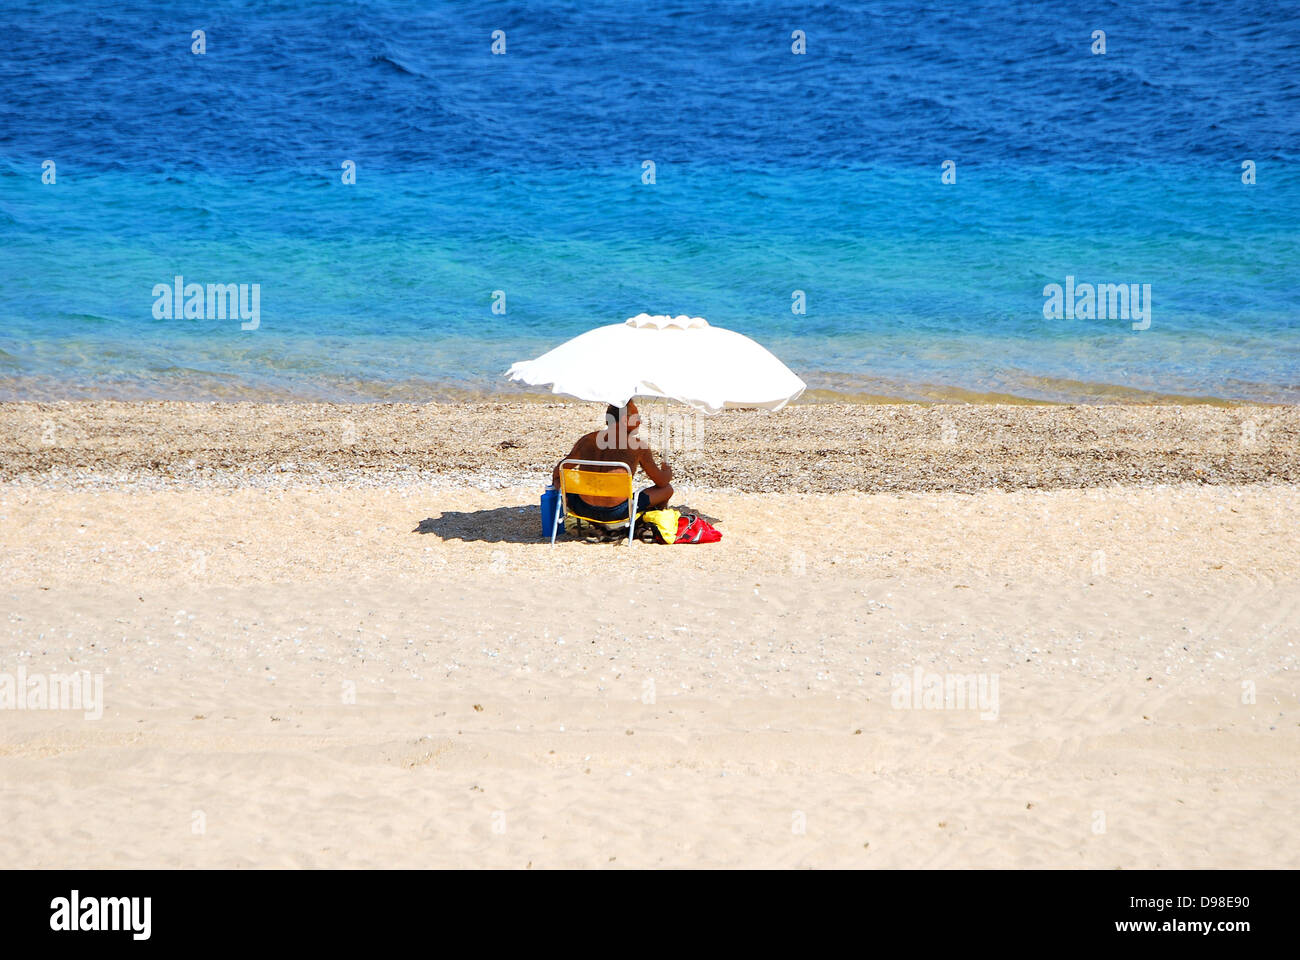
[641, 509, 681, 544]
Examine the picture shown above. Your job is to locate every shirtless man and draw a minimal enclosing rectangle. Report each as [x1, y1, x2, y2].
[551, 401, 674, 523]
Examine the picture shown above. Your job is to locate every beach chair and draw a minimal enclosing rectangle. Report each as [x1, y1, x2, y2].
[552, 459, 638, 547]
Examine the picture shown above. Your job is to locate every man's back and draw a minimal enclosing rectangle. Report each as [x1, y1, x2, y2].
[552, 402, 674, 512]
[562, 431, 642, 506]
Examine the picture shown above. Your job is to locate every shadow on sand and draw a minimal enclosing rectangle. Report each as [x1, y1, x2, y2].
[413, 505, 633, 544]
[413, 505, 541, 544]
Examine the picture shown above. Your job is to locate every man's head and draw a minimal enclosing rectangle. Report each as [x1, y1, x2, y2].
[604, 401, 641, 437]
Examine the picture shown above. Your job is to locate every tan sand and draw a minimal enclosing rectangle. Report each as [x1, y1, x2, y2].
[0, 401, 1297, 868]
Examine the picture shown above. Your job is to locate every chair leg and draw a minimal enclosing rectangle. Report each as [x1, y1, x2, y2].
[550, 496, 564, 545]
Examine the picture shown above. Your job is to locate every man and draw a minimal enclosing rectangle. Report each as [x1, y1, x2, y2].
[551, 400, 673, 524]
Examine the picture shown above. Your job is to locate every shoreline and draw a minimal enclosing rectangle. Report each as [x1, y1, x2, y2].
[2, 400, 1296, 492]
[3, 372, 1292, 408]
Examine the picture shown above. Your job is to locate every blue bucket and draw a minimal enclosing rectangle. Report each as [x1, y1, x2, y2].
[540, 487, 564, 538]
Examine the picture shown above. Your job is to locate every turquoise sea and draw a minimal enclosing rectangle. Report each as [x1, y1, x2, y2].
[2, 1, 1297, 403]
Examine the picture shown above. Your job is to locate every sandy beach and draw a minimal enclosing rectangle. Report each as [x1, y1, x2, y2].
[1, 400, 1298, 868]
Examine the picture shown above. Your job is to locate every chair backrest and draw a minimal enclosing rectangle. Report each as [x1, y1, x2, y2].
[553, 458, 636, 546]
[561, 465, 633, 500]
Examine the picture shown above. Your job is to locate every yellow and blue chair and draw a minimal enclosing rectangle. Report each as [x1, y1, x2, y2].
[551, 459, 640, 546]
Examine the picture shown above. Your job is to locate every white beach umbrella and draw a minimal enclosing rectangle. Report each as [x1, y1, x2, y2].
[505, 313, 806, 413]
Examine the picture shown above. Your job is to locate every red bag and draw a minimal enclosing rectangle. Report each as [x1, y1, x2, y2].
[675, 514, 721, 544]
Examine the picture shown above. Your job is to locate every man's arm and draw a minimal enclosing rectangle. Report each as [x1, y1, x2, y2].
[639, 447, 673, 487]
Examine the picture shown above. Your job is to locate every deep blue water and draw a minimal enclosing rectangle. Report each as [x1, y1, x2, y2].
[1, 0, 1298, 402]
